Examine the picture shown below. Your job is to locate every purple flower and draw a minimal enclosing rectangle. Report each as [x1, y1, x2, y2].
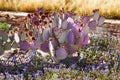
[17, 73, 23, 80]
[118, 54, 120, 59]
[30, 51, 36, 59]
[23, 66, 27, 72]
[92, 65, 96, 71]
[33, 72, 39, 78]
[12, 56, 17, 63]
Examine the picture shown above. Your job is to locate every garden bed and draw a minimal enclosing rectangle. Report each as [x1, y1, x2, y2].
[0, 11, 120, 80]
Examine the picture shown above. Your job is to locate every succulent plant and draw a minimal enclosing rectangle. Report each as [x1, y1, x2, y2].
[0, 9, 105, 63]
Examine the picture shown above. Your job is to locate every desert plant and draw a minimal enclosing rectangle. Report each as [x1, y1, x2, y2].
[0, 9, 105, 63]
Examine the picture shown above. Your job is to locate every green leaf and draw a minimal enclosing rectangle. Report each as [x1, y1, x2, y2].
[0, 22, 11, 31]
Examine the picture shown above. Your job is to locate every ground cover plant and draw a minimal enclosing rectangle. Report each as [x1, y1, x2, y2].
[0, 8, 120, 80]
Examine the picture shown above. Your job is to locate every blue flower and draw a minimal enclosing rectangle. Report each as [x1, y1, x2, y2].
[30, 51, 36, 60]
[23, 66, 28, 72]
[33, 72, 39, 78]
[92, 65, 96, 71]
[12, 56, 17, 63]
[17, 73, 23, 80]
[118, 54, 120, 59]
